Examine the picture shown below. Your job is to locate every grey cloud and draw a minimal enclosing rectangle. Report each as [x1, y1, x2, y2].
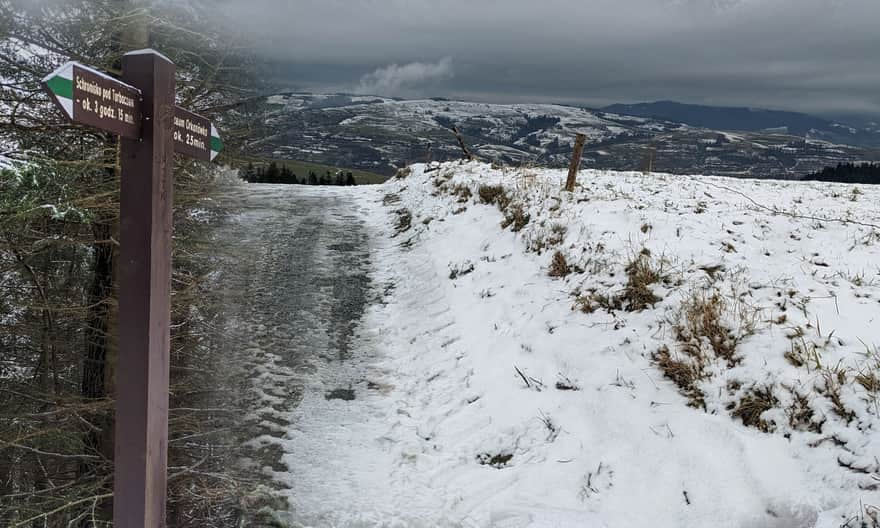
[212, 0, 880, 117]
[356, 57, 454, 97]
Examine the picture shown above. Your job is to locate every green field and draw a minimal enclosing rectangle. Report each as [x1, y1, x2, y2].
[247, 158, 390, 185]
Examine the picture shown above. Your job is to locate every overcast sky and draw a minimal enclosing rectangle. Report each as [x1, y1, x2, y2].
[213, 0, 880, 118]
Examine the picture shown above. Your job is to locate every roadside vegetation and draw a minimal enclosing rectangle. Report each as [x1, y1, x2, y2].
[240, 159, 389, 185]
[389, 160, 880, 521]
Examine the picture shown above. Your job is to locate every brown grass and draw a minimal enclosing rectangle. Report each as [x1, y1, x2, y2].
[478, 184, 511, 210]
[821, 370, 856, 423]
[548, 251, 571, 278]
[731, 386, 778, 432]
[393, 208, 412, 236]
[502, 204, 530, 232]
[621, 251, 663, 311]
[674, 288, 755, 367]
[654, 345, 706, 408]
[451, 184, 473, 203]
[786, 389, 821, 432]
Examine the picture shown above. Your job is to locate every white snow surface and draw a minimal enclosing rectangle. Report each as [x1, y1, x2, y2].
[267, 163, 880, 527]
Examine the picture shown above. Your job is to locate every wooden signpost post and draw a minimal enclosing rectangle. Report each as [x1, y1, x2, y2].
[43, 49, 223, 528]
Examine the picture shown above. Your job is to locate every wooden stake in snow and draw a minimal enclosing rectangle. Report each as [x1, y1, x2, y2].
[642, 145, 656, 174]
[565, 133, 587, 192]
[451, 125, 475, 161]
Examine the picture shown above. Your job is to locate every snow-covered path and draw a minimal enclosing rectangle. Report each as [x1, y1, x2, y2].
[210, 171, 879, 527]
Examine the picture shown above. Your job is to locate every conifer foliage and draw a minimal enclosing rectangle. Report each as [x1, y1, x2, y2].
[802, 162, 880, 185]
[241, 161, 359, 185]
[0, 1, 268, 526]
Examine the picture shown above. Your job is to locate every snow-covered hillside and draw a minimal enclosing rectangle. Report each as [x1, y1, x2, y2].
[269, 162, 880, 527]
[257, 93, 875, 179]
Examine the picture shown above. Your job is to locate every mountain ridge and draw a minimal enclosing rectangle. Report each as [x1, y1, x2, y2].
[251, 93, 880, 179]
[601, 100, 880, 148]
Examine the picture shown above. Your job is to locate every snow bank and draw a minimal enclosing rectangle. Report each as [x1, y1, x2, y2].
[276, 162, 880, 527]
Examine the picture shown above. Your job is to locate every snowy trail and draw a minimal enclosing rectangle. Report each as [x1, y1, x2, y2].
[208, 172, 879, 527]
[206, 184, 378, 523]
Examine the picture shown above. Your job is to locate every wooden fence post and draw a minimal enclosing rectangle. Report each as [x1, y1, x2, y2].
[451, 125, 475, 161]
[642, 145, 656, 174]
[565, 133, 586, 192]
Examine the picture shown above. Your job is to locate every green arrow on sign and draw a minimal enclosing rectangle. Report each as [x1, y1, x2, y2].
[42, 62, 75, 119]
[210, 124, 223, 161]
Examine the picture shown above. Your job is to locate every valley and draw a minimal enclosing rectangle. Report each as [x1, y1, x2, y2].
[249, 94, 880, 180]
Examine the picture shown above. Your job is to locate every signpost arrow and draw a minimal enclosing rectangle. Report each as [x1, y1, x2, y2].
[43, 62, 223, 160]
[42, 50, 224, 528]
[173, 106, 223, 161]
[43, 62, 143, 139]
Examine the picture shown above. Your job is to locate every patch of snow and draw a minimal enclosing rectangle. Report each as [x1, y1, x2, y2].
[269, 163, 880, 526]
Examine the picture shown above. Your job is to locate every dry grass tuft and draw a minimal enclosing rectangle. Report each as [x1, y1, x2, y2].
[395, 167, 412, 179]
[731, 386, 778, 432]
[502, 204, 530, 232]
[674, 288, 756, 367]
[448, 261, 475, 280]
[621, 251, 664, 311]
[548, 251, 571, 278]
[478, 184, 511, 210]
[654, 345, 706, 408]
[786, 389, 821, 432]
[393, 208, 412, 236]
[820, 369, 856, 423]
[451, 184, 473, 203]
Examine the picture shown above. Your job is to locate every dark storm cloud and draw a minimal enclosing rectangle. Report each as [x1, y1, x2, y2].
[213, 0, 880, 116]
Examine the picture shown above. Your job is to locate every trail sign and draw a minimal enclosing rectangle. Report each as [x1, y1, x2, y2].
[174, 106, 223, 161]
[43, 62, 142, 139]
[43, 61, 224, 160]
[41, 50, 224, 528]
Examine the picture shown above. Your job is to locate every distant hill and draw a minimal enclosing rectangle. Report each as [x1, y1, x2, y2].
[601, 100, 880, 148]
[250, 93, 880, 180]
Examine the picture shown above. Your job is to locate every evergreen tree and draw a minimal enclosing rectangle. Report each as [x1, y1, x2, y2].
[308, 171, 319, 185]
[265, 161, 280, 184]
[803, 162, 880, 185]
[242, 162, 255, 182]
[279, 165, 292, 183]
[345, 172, 357, 186]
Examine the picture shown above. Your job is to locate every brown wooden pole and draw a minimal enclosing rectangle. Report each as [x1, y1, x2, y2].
[114, 49, 175, 528]
[451, 125, 475, 161]
[565, 133, 587, 192]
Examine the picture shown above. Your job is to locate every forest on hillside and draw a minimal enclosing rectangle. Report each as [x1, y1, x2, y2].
[241, 161, 358, 185]
[802, 162, 880, 184]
